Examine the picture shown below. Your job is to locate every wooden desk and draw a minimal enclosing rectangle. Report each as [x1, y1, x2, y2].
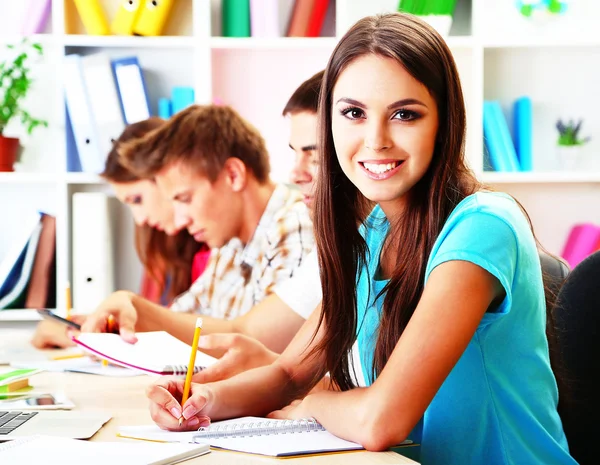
[34, 371, 418, 464]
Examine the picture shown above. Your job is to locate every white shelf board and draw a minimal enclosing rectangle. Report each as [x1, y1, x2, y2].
[65, 172, 105, 184]
[62, 35, 197, 48]
[483, 37, 600, 49]
[210, 37, 339, 50]
[481, 171, 600, 184]
[0, 172, 58, 184]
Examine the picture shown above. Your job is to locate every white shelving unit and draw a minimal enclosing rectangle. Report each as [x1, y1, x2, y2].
[0, 0, 598, 310]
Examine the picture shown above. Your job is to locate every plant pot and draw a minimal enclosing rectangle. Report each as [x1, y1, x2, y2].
[557, 145, 582, 171]
[417, 15, 453, 37]
[0, 135, 20, 172]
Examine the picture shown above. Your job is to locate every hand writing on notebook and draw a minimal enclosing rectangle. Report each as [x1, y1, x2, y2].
[147, 377, 212, 431]
[81, 291, 138, 344]
[192, 334, 278, 384]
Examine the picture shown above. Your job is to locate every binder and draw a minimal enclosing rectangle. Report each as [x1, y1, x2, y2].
[80, 53, 126, 159]
[132, 0, 175, 36]
[63, 54, 104, 173]
[20, 0, 51, 35]
[111, 0, 144, 35]
[171, 86, 194, 115]
[287, 0, 316, 37]
[306, 0, 330, 37]
[483, 101, 520, 172]
[249, 0, 294, 38]
[65, 104, 83, 172]
[72, 193, 115, 313]
[222, 0, 251, 37]
[72, 0, 110, 35]
[111, 56, 152, 125]
[561, 224, 600, 269]
[24, 214, 57, 309]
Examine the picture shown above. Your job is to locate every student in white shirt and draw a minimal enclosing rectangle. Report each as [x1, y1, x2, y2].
[189, 71, 325, 382]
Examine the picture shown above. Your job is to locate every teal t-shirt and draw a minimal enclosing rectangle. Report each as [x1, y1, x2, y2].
[355, 192, 575, 465]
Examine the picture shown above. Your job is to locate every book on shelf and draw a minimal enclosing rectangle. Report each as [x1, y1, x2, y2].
[0, 212, 56, 310]
[111, 0, 144, 36]
[222, 0, 251, 37]
[132, 0, 175, 37]
[72, 0, 110, 36]
[513, 96, 533, 171]
[561, 223, 600, 269]
[483, 100, 521, 172]
[287, 0, 316, 36]
[20, 0, 51, 35]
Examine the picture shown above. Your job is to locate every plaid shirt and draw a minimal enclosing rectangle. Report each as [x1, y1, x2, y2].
[170, 184, 314, 319]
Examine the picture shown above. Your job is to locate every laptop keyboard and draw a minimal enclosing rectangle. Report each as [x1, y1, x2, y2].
[0, 411, 38, 435]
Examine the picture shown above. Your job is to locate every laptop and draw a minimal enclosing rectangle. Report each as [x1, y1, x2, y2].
[0, 410, 111, 440]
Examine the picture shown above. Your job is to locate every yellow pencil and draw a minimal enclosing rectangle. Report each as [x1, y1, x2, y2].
[65, 281, 72, 321]
[51, 353, 85, 361]
[179, 317, 203, 426]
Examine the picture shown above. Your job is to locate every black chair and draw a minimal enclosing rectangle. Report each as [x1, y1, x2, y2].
[551, 251, 598, 465]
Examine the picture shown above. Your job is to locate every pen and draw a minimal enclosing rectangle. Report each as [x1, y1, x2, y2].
[65, 281, 72, 321]
[179, 317, 203, 426]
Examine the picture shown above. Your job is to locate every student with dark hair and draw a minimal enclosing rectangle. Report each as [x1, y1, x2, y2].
[81, 105, 314, 347]
[31, 118, 209, 348]
[145, 14, 575, 465]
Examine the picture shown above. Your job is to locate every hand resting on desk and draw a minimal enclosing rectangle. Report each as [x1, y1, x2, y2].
[31, 315, 86, 349]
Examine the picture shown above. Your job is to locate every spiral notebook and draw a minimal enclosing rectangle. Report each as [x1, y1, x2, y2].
[73, 331, 217, 376]
[0, 435, 210, 464]
[118, 416, 413, 457]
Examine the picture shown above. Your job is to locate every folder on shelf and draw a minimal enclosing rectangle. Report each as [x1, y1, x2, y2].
[111, 56, 152, 125]
[21, 0, 51, 35]
[72, 193, 115, 313]
[111, 0, 144, 35]
[171, 87, 195, 115]
[158, 98, 172, 119]
[72, 0, 110, 36]
[222, 0, 251, 37]
[132, 0, 175, 36]
[287, 0, 316, 36]
[561, 223, 600, 269]
[513, 96, 533, 171]
[80, 53, 126, 159]
[63, 54, 104, 173]
[65, 104, 83, 172]
[483, 101, 520, 172]
[0, 212, 44, 310]
[24, 214, 56, 309]
[306, 0, 330, 37]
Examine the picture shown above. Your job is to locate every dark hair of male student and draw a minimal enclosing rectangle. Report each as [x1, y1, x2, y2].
[282, 70, 324, 116]
[118, 104, 270, 183]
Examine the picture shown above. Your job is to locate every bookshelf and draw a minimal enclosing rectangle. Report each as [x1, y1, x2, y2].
[0, 0, 598, 312]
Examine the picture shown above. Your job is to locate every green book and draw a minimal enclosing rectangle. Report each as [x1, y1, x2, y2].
[0, 368, 42, 386]
[222, 0, 250, 37]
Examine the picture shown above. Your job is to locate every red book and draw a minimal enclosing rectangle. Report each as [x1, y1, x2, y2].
[287, 0, 315, 37]
[305, 0, 329, 37]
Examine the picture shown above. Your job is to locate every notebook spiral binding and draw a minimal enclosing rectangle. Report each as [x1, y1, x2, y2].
[163, 365, 203, 376]
[193, 418, 325, 440]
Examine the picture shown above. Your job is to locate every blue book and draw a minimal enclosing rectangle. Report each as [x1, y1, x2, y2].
[158, 98, 172, 119]
[483, 101, 521, 172]
[513, 96, 533, 171]
[171, 87, 195, 115]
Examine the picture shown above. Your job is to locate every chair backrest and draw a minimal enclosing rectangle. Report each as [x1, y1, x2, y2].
[552, 250, 599, 465]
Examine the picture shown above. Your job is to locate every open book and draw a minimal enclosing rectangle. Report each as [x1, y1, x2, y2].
[118, 416, 413, 457]
[0, 435, 209, 464]
[73, 331, 216, 375]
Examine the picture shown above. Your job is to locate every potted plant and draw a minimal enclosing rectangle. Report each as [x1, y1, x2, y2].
[0, 39, 48, 172]
[556, 119, 590, 170]
[399, 0, 458, 36]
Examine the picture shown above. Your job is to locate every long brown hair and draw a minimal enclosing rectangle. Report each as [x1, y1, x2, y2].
[313, 13, 481, 390]
[101, 118, 203, 301]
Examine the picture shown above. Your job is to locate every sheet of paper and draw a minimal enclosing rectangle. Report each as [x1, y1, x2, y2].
[74, 331, 216, 374]
[10, 357, 143, 377]
[0, 435, 210, 464]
